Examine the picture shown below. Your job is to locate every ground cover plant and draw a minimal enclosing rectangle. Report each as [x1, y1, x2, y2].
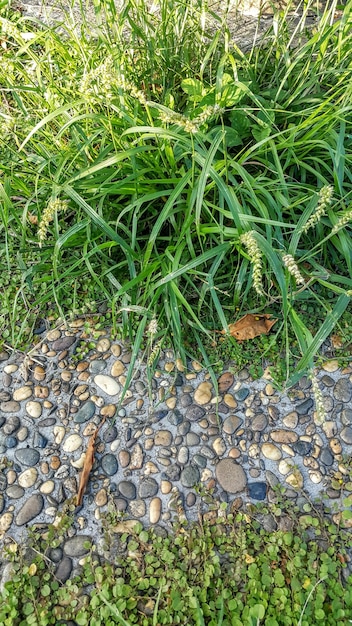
[1, 0, 352, 388]
[1, 499, 352, 625]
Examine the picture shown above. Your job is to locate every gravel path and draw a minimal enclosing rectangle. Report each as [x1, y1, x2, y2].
[0, 319, 352, 583]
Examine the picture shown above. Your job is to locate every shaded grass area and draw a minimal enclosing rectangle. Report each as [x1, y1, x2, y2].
[0, 0, 352, 387]
[1, 500, 352, 625]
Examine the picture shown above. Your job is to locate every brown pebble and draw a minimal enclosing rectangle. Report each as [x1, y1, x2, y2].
[136, 399, 144, 410]
[118, 451, 130, 468]
[50, 456, 61, 470]
[76, 362, 89, 372]
[101, 404, 116, 418]
[41, 462, 50, 475]
[111, 344, 122, 357]
[34, 386, 49, 399]
[228, 448, 241, 459]
[61, 371, 72, 382]
[34, 365, 46, 381]
[78, 372, 90, 381]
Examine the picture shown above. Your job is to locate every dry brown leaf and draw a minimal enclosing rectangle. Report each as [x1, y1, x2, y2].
[331, 334, 343, 349]
[76, 416, 106, 507]
[222, 313, 277, 341]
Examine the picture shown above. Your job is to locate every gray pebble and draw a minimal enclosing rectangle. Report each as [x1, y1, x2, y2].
[101, 454, 118, 476]
[164, 465, 181, 481]
[291, 440, 312, 456]
[15, 448, 40, 467]
[33, 432, 48, 448]
[185, 432, 200, 446]
[341, 409, 352, 426]
[15, 494, 44, 525]
[118, 481, 136, 500]
[223, 415, 242, 434]
[0, 402, 20, 414]
[38, 418, 56, 427]
[5, 436, 17, 448]
[103, 426, 118, 443]
[64, 535, 91, 557]
[3, 415, 20, 434]
[55, 557, 73, 583]
[89, 360, 107, 374]
[177, 447, 189, 464]
[51, 336, 76, 351]
[168, 411, 183, 426]
[200, 446, 215, 459]
[341, 427, 352, 444]
[216, 458, 247, 493]
[178, 420, 191, 435]
[234, 387, 250, 401]
[185, 405, 206, 421]
[73, 400, 96, 424]
[296, 398, 314, 415]
[334, 378, 352, 403]
[6, 485, 25, 499]
[114, 498, 128, 512]
[321, 375, 334, 387]
[186, 492, 196, 507]
[320, 448, 334, 466]
[180, 466, 200, 488]
[250, 414, 268, 432]
[193, 454, 207, 469]
[129, 499, 146, 517]
[48, 547, 63, 563]
[139, 477, 158, 498]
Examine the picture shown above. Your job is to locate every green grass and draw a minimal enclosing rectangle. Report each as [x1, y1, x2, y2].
[0, 0, 352, 387]
[1, 498, 352, 625]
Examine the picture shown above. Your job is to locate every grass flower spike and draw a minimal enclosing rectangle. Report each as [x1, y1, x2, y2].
[310, 373, 326, 425]
[240, 231, 264, 296]
[331, 207, 352, 234]
[38, 199, 68, 247]
[282, 254, 305, 285]
[302, 185, 334, 233]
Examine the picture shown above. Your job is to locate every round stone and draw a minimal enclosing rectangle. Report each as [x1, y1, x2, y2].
[96, 338, 111, 352]
[15, 448, 40, 467]
[13, 386, 32, 401]
[33, 432, 48, 448]
[18, 468, 38, 488]
[334, 378, 352, 402]
[234, 387, 250, 402]
[212, 437, 226, 456]
[154, 430, 172, 446]
[74, 400, 96, 424]
[250, 414, 268, 431]
[177, 447, 189, 464]
[118, 481, 136, 500]
[64, 535, 91, 557]
[139, 477, 158, 498]
[118, 450, 130, 468]
[282, 412, 298, 428]
[89, 360, 107, 374]
[33, 365, 46, 381]
[103, 425, 118, 443]
[94, 375, 120, 396]
[39, 480, 55, 495]
[285, 471, 303, 490]
[25, 401, 42, 419]
[55, 557, 73, 583]
[296, 398, 314, 415]
[194, 382, 212, 405]
[278, 459, 294, 476]
[129, 444, 144, 469]
[101, 404, 117, 419]
[114, 498, 127, 512]
[193, 454, 207, 468]
[330, 438, 342, 455]
[129, 499, 146, 518]
[341, 409, 352, 426]
[101, 454, 118, 476]
[223, 415, 242, 435]
[149, 497, 162, 524]
[309, 470, 322, 484]
[111, 344, 122, 357]
[215, 459, 247, 493]
[291, 440, 312, 456]
[3, 415, 20, 435]
[6, 485, 25, 499]
[223, 394, 237, 408]
[0, 512, 13, 533]
[95, 488, 108, 507]
[15, 494, 44, 526]
[111, 360, 124, 377]
[218, 372, 234, 393]
[341, 427, 352, 444]
[62, 434, 82, 452]
[185, 405, 206, 421]
[248, 482, 267, 500]
[261, 443, 282, 460]
[185, 432, 200, 446]
[322, 360, 339, 372]
[180, 466, 200, 488]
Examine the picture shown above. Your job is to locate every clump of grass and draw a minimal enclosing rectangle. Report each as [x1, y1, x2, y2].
[0, 0, 352, 385]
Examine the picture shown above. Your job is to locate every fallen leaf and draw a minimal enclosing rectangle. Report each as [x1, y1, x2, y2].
[331, 334, 343, 349]
[76, 416, 106, 507]
[217, 372, 234, 393]
[222, 313, 277, 341]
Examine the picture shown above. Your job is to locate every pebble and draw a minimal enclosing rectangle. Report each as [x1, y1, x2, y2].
[194, 382, 212, 405]
[180, 466, 200, 488]
[15, 494, 44, 526]
[101, 454, 118, 476]
[25, 401, 42, 418]
[129, 499, 146, 517]
[74, 400, 96, 423]
[216, 459, 247, 493]
[62, 434, 83, 452]
[223, 415, 242, 434]
[262, 443, 282, 460]
[1, 401, 20, 413]
[64, 536, 91, 557]
[150, 497, 162, 523]
[13, 386, 32, 401]
[139, 478, 158, 498]
[94, 375, 120, 396]
[15, 448, 40, 467]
